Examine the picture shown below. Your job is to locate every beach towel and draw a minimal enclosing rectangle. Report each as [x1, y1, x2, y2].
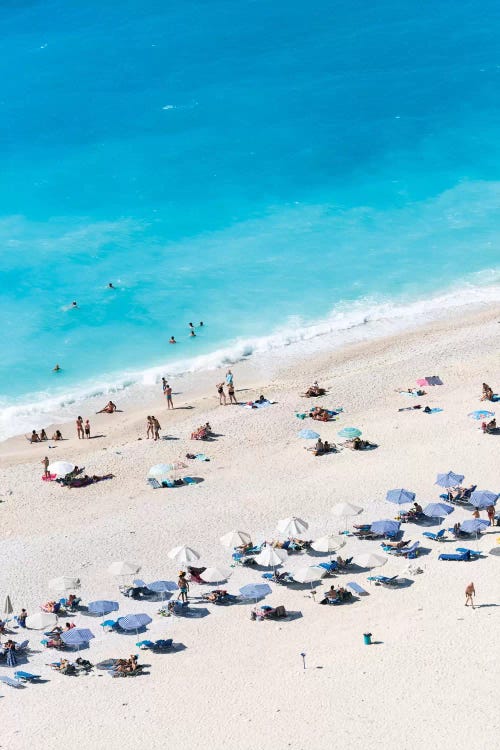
[42, 474, 57, 481]
[416, 376, 443, 386]
[147, 478, 162, 489]
[424, 408, 443, 414]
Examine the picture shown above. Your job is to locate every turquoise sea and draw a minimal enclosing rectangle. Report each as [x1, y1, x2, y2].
[1, 0, 499, 438]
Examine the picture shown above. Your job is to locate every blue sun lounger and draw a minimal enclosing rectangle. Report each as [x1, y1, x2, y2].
[317, 561, 339, 574]
[136, 639, 173, 651]
[422, 529, 446, 542]
[439, 551, 470, 561]
[367, 575, 400, 586]
[456, 548, 482, 558]
[347, 582, 368, 596]
[14, 671, 41, 682]
[0, 675, 23, 688]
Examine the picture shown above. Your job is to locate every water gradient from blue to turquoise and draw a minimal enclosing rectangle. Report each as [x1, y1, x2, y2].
[1, 1, 500, 431]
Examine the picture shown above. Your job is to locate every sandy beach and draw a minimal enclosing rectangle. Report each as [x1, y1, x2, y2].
[1, 306, 499, 750]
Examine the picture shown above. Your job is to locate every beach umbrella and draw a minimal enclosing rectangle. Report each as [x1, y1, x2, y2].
[386, 489, 415, 505]
[148, 464, 173, 478]
[200, 567, 232, 583]
[371, 520, 400, 535]
[338, 427, 362, 439]
[168, 545, 200, 564]
[61, 628, 95, 649]
[298, 429, 320, 440]
[220, 530, 252, 548]
[423, 503, 454, 519]
[87, 600, 119, 616]
[489, 547, 500, 557]
[239, 583, 271, 601]
[25, 612, 57, 630]
[435, 471, 464, 488]
[108, 561, 141, 577]
[276, 516, 309, 536]
[4, 595, 13, 616]
[468, 410, 494, 420]
[332, 502, 363, 517]
[352, 553, 387, 569]
[146, 581, 178, 600]
[460, 519, 489, 534]
[47, 461, 74, 477]
[470, 490, 499, 509]
[292, 566, 325, 584]
[311, 535, 345, 554]
[117, 613, 152, 632]
[48, 576, 81, 593]
[255, 547, 287, 567]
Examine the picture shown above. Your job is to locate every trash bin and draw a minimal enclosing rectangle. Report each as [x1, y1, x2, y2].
[363, 632, 372, 645]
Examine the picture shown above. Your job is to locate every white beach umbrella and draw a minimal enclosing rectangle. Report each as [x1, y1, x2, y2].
[168, 545, 200, 564]
[352, 552, 387, 569]
[25, 612, 58, 630]
[201, 567, 232, 583]
[47, 461, 75, 477]
[148, 464, 172, 478]
[48, 576, 81, 593]
[311, 535, 346, 554]
[331, 502, 363, 518]
[293, 566, 325, 584]
[276, 516, 309, 536]
[220, 530, 252, 548]
[108, 561, 141, 577]
[4, 595, 13, 615]
[255, 546, 288, 567]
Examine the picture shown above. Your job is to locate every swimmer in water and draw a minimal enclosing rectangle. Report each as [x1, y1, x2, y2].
[169, 336, 176, 344]
[72, 301, 78, 308]
[53, 364, 61, 372]
[108, 283, 115, 289]
[199, 321, 204, 327]
[189, 322, 194, 329]
[190, 330, 196, 337]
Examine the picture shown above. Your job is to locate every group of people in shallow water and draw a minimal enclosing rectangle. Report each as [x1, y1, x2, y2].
[169, 321, 204, 344]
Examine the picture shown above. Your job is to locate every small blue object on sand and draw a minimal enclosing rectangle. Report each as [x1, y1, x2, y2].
[347, 582, 368, 596]
[14, 671, 41, 682]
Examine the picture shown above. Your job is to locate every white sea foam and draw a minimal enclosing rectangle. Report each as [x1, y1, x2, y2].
[1, 274, 499, 442]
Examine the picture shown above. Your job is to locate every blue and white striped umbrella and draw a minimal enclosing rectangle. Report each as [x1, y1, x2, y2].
[61, 628, 95, 647]
[470, 490, 498, 509]
[386, 488, 415, 505]
[147, 580, 178, 593]
[370, 520, 400, 535]
[435, 471, 464, 488]
[87, 600, 119, 616]
[117, 613, 152, 631]
[239, 583, 271, 600]
[460, 519, 490, 534]
[423, 503, 454, 518]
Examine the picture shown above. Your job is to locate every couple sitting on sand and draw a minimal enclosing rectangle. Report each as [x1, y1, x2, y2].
[309, 438, 334, 456]
[320, 585, 351, 604]
[302, 382, 326, 398]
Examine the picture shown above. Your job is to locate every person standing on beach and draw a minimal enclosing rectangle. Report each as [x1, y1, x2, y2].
[177, 572, 189, 602]
[146, 416, 153, 439]
[152, 416, 161, 441]
[228, 381, 237, 405]
[84, 419, 91, 438]
[217, 382, 226, 405]
[465, 582, 476, 608]
[226, 369, 233, 386]
[76, 416, 84, 439]
[487, 505, 496, 525]
[41, 456, 50, 478]
[165, 383, 173, 409]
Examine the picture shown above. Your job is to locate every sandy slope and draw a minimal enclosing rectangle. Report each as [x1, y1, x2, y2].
[0, 306, 499, 750]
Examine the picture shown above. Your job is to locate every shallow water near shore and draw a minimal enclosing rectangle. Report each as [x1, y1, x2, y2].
[1, 0, 500, 437]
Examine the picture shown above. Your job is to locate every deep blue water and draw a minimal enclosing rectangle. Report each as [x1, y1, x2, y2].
[0, 0, 499, 434]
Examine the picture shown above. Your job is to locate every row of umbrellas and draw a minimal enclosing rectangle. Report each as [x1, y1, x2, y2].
[299, 427, 362, 440]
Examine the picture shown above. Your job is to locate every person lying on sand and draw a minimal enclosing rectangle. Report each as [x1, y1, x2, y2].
[482, 418, 496, 433]
[481, 383, 494, 401]
[310, 406, 331, 421]
[96, 401, 117, 414]
[343, 437, 376, 451]
[383, 539, 411, 549]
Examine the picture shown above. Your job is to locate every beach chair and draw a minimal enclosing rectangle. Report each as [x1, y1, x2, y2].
[14, 671, 41, 682]
[317, 561, 339, 575]
[438, 551, 470, 561]
[136, 639, 173, 651]
[367, 575, 401, 586]
[347, 582, 369, 596]
[15, 639, 30, 654]
[0, 675, 23, 688]
[147, 477, 162, 489]
[422, 529, 446, 542]
[447, 527, 471, 539]
[388, 541, 420, 558]
[456, 548, 482, 558]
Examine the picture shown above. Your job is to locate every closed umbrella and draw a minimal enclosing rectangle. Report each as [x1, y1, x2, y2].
[200, 567, 232, 583]
[4, 595, 13, 616]
[338, 427, 362, 439]
[470, 490, 498, 509]
[276, 516, 308, 536]
[108, 561, 141, 577]
[117, 613, 152, 632]
[87, 600, 119, 616]
[460, 519, 489, 534]
[298, 429, 320, 439]
[352, 552, 387, 569]
[61, 628, 95, 649]
[220, 530, 252, 549]
[48, 576, 81, 593]
[25, 612, 57, 630]
[371, 520, 400, 536]
[255, 547, 287, 567]
[293, 566, 325, 584]
[239, 583, 271, 601]
[311, 535, 345, 554]
[47, 461, 75, 477]
[423, 503, 454, 519]
[386, 489, 415, 505]
[168, 545, 200, 564]
[435, 471, 464, 488]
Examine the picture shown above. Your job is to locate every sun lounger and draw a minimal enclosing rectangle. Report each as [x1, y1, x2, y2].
[422, 529, 446, 542]
[317, 561, 339, 575]
[0, 675, 23, 688]
[387, 541, 420, 558]
[438, 551, 471, 561]
[136, 639, 173, 651]
[367, 575, 401, 586]
[347, 582, 368, 596]
[456, 548, 482, 558]
[261, 572, 294, 584]
[14, 671, 41, 682]
[147, 477, 162, 489]
[15, 639, 30, 653]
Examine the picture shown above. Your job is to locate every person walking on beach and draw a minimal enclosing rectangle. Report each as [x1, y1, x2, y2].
[217, 382, 226, 405]
[487, 505, 496, 526]
[165, 383, 173, 409]
[226, 369, 233, 386]
[146, 416, 153, 439]
[177, 572, 189, 602]
[152, 416, 161, 441]
[465, 582, 476, 609]
[84, 419, 91, 438]
[41, 456, 50, 478]
[228, 381, 237, 405]
[76, 416, 84, 439]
